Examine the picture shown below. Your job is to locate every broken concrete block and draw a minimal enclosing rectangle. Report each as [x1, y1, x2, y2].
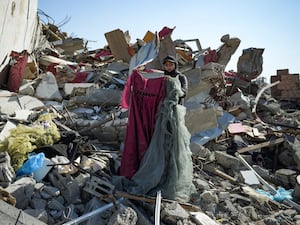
[42, 186, 60, 197]
[199, 191, 219, 216]
[185, 106, 218, 134]
[190, 212, 220, 225]
[0, 93, 44, 115]
[63, 83, 96, 96]
[19, 81, 35, 96]
[275, 168, 297, 188]
[47, 198, 65, 211]
[200, 62, 225, 79]
[107, 204, 137, 225]
[184, 68, 205, 99]
[5, 177, 36, 209]
[161, 202, 189, 224]
[224, 199, 239, 220]
[0, 199, 46, 225]
[263, 217, 280, 225]
[35, 72, 62, 101]
[200, 190, 219, 205]
[14, 109, 34, 121]
[24, 208, 48, 224]
[215, 151, 242, 170]
[30, 197, 47, 210]
[48, 169, 80, 205]
[69, 88, 122, 106]
[194, 178, 210, 191]
[189, 142, 211, 158]
[0, 121, 16, 141]
[218, 191, 230, 202]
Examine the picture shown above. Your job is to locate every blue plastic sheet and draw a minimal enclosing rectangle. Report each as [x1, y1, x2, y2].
[256, 186, 293, 202]
[16, 152, 45, 177]
[190, 111, 235, 146]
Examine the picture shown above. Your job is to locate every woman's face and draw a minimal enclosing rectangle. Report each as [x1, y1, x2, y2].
[163, 61, 176, 72]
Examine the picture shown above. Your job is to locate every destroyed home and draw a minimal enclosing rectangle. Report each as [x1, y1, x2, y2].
[0, 0, 300, 225]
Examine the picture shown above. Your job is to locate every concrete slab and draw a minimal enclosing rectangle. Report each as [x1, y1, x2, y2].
[0, 200, 46, 225]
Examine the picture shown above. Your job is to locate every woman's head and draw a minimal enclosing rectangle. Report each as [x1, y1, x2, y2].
[163, 55, 177, 74]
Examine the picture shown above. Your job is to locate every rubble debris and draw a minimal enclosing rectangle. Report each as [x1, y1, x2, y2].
[271, 69, 300, 102]
[0, 1, 300, 224]
[216, 34, 241, 67]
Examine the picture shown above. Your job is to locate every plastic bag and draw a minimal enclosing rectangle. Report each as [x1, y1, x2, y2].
[256, 186, 293, 202]
[16, 152, 45, 177]
[273, 186, 293, 202]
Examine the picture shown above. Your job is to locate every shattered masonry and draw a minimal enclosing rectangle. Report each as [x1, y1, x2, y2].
[1, 0, 300, 225]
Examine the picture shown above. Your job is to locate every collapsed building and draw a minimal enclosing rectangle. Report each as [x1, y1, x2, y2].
[1, 1, 300, 225]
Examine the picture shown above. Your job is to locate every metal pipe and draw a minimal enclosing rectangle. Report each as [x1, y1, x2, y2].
[155, 190, 162, 225]
[63, 198, 123, 225]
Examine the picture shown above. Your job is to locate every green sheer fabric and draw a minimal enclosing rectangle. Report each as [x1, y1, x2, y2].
[114, 75, 195, 202]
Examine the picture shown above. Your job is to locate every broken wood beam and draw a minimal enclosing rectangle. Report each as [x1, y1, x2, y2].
[114, 191, 201, 212]
[203, 164, 237, 183]
[237, 137, 284, 154]
[78, 113, 114, 134]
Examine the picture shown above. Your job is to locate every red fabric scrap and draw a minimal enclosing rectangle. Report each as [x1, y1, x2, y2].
[204, 50, 218, 64]
[94, 49, 112, 60]
[158, 26, 174, 39]
[46, 63, 59, 76]
[7, 51, 28, 92]
[120, 70, 166, 178]
[70, 71, 88, 83]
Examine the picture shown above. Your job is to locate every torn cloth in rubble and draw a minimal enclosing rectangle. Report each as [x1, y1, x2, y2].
[0, 113, 60, 170]
[120, 69, 166, 178]
[114, 76, 195, 201]
[7, 50, 28, 92]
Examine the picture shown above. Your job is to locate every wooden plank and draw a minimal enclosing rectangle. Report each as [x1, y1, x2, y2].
[237, 137, 284, 153]
[104, 29, 131, 63]
[143, 31, 155, 43]
[203, 164, 237, 183]
[115, 191, 201, 212]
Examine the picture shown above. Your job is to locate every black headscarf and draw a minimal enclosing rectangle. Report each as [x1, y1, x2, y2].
[163, 55, 179, 77]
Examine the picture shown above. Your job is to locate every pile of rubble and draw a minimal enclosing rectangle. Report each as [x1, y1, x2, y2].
[1, 6, 300, 225]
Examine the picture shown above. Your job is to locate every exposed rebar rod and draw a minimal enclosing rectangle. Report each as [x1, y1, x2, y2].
[155, 190, 162, 225]
[63, 198, 123, 225]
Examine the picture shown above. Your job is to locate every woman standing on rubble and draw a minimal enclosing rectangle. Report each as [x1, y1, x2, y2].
[115, 54, 195, 202]
[162, 55, 188, 104]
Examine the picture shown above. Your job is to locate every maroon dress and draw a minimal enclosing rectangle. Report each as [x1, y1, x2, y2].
[120, 70, 166, 178]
